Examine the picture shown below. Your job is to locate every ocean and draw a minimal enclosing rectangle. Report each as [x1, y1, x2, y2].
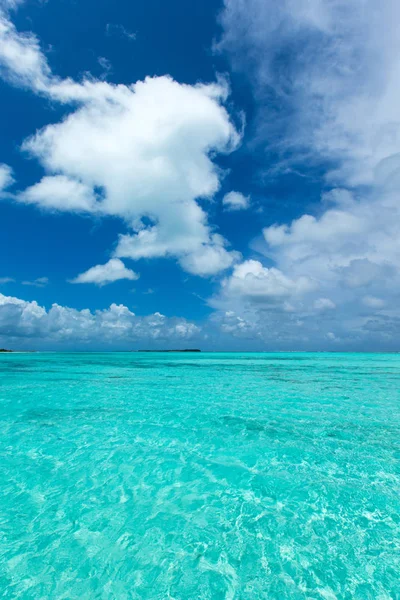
[0, 352, 399, 599]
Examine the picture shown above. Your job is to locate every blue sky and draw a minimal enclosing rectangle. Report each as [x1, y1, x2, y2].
[1, 0, 400, 350]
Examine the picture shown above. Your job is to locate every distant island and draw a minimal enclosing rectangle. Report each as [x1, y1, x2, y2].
[0, 349, 35, 353]
[138, 349, 201, 353]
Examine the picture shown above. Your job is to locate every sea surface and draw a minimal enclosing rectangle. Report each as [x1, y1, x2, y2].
[0, 352, 399, 599]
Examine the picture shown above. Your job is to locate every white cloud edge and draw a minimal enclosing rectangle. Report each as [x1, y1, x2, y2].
[0, 163, 14, 191]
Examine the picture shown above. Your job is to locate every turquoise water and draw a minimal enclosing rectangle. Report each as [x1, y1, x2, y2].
[0, 352, 399, 599]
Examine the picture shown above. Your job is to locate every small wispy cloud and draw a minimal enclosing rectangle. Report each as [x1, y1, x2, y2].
[106, 23, 136, 41]
[97, 56, 112, 80]
[0, 277, 15, 284]
[222, 191, 250, 211]
[22, 277, 49, 287]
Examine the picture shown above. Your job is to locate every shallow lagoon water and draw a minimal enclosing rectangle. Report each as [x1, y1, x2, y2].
[0, 352, 399, 598]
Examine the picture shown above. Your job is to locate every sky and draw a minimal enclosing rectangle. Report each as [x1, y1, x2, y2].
[1, 0, 400, 351]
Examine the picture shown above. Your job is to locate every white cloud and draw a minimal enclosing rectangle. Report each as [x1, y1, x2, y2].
[19, 176, 98, 212]
[0, 9, 51, 90]
[0, 9, 248, 346]
[217, 0, 400, 186]
[0, 292, 201, 348]
[213, 259, 314, 307]
[0, 163, 14, 191]
[0, 0, 24, 10]
[70, 259, 139, 286]
[0, 10, 241, 277]
[222, 191, 250, 211]
[209, 184, 400, 348]
[314, 298, 336, 310]
[22, 277, 48, 287]
[262, 188, 400, 302]
[208, 0, 400, 347]
[0, 277, 15, 284]
[97, 56, 112, 80]
[106, 23, 136, 41]
[174, 238, 241, 276]
[217, 311, 255, 337]
[0, 292, 46, 338]
[217, 0, 400, 264]
[362, 296, 385, 309]
[210, 187, 400, 346]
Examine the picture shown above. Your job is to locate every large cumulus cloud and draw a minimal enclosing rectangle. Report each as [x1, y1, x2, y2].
[0, 6, 241, 277]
